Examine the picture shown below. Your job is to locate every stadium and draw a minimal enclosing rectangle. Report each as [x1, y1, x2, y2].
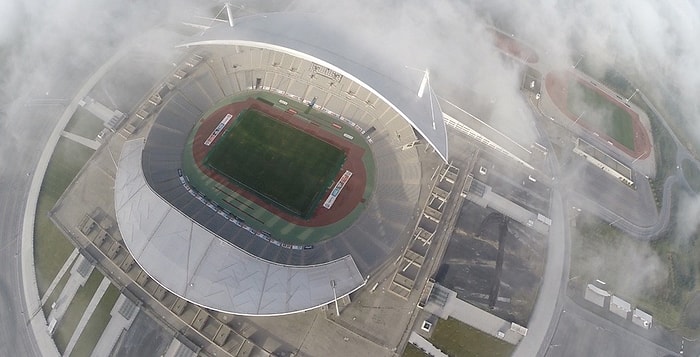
[114, 12, 448, 316]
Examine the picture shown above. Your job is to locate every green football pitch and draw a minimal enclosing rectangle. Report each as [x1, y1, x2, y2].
[567, 79, 635, 151]
[205, 109, 346, 218]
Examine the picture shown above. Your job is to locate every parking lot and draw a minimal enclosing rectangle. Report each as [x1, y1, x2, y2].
[434, 153, 548, 326]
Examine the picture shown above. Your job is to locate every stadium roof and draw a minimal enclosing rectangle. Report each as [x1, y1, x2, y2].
[115, 139, 366, 316]
[179, 12, 449, 161]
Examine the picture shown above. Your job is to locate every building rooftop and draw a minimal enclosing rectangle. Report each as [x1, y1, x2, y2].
[115, 139, 366, 315]
[586, 284, 611, 297]
[180, 12, 448, 161]
[633, 308, 653, 328]
[610, 295, 631, 311]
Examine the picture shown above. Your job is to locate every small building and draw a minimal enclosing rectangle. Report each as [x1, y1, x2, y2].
[537, 213, 552, 226]
[584, 283, 610, 307]
[510, 322, 528, 337]
[633, 308, 653, 329]
[609, 295, 632, 319]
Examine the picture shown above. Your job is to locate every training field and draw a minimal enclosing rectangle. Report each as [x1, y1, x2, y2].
[205, 109, 346, 218]
[566, 79, 636, 151]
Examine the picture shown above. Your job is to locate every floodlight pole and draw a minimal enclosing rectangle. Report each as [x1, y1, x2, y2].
[331, 280, 340, 316]
[404, 65, 430, 98]
[225, 3, 235, 27]
[417, 70, 430, 98]
[626, 88, 639, 102]
[573, 55, 584, 69]
[405, 65, 437, 130]
[574, 111, 585, 125]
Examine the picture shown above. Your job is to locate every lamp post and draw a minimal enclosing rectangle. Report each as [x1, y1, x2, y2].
[331, 280, 340, 316]
[609, 217, 622, 226]
[574, 111, 585, 125]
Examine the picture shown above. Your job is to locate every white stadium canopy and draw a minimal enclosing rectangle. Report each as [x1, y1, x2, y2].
[180, 12, 449, 161]
[115, 139, 366, 315]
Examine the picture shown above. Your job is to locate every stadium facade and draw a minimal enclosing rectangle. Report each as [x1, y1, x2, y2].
[180, 12, 449, 160]
[115, 13, 448, 316]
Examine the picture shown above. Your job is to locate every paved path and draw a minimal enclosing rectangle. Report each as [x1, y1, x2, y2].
[90, 294, 140, 357]
[424, 284, 524, 345]
[408, 332, 447, 357]
[60, 131, 101, 150]
[512, 189, 568, 357]
[46, 255, 93, 333]
[62, 277, 111, 357]
[21, 43, 131, 357]
[517, 67, 690, 356]
[40, 249, 78, 306]
[470, 185, 550, 235]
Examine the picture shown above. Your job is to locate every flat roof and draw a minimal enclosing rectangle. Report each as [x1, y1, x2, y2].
[633, 308, 652, 320]
[115, 139, 366, 315]
[179, 12, 448, 161]
[586, 284, 611, 297]
[610, 295, 631, 311]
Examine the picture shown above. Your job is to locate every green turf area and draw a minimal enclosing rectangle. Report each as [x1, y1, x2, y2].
[64, 107, 104, 139]
[402, 343, 430, 357]
[42, 271, 71, 317]
[205, 109, 346, 218]
[35, 138, 95, 296]
[182, 91, 376, 244]
[69, 284, 120, 357]
[570, 210, 700, 337]
[429, 317, 515, 357]
[54, 270, 104, 354]
[567, 79, 636, 151]
[682, 159, 700, 193]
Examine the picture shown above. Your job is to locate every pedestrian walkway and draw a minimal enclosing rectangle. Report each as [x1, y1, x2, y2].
[408, 332, 447, 357]
[90, 294, 140, 357]
[61, 131, 101, 150]
[46, 255, 94, 335]
[62, 277, 112, 356]
[163, 337, 198, 357]
[21, 40, 137, 357]
[41, 248, 79, 305]
[424, 284, 526, 345]
[465, 183, 549, 234]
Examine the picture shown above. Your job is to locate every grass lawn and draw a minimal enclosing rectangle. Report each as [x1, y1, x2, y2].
[567, 79, 635, 151]
[69, 284, 120, 357]
[570, 212, 700, 335]
[205, 109, 345, 218]
[35, 138, 95, 296]
[63, 107, 104, 140]
[54, 270, 104, 354]
[682, 159, 700, 193]
[402, 343, 430, 357]
[42, 270, 72, 317]
[182, 93, 375, 244]
[429, 317, 515, 357]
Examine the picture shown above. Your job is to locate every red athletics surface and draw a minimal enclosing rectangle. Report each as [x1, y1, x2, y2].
[544, 71, 652, 160]
[490, 29, 539, 63]
[190, 98, 367, 227]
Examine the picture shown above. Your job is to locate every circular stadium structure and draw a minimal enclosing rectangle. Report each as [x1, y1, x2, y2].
[114, 12, 448, 316]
